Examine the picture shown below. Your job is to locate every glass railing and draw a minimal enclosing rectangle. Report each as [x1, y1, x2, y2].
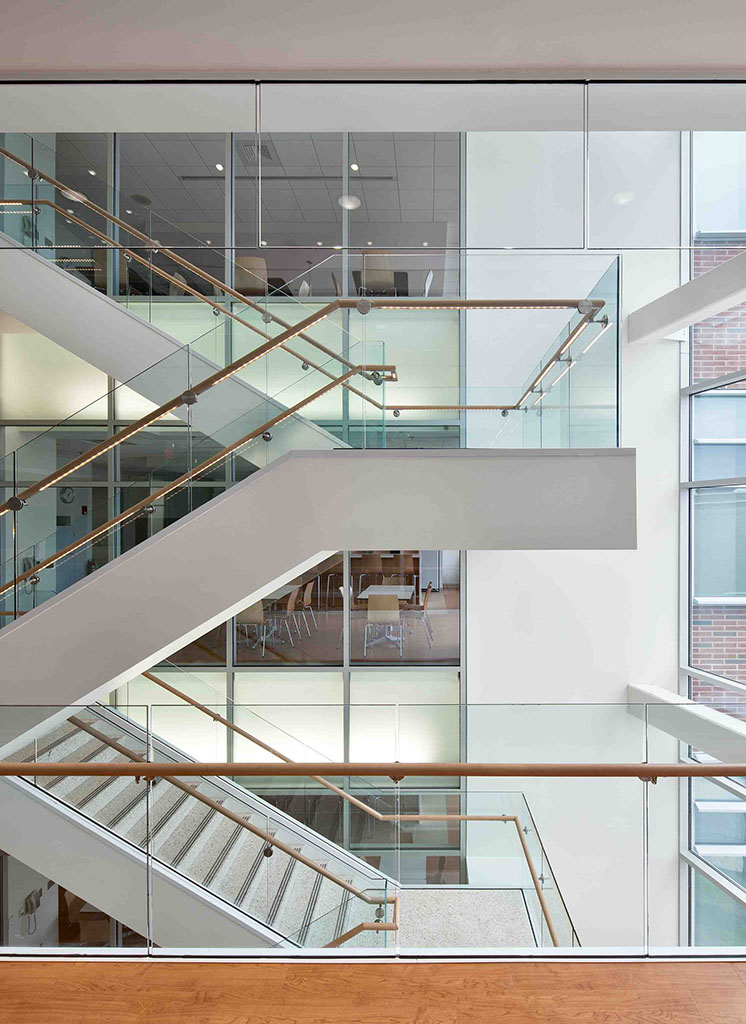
[0, 702, 392, 951]
[0, 133, 351, 359]
[3, 699, 746, 954]
[0, 334, 388, 624]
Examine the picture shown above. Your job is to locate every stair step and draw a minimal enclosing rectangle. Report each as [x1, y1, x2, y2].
[7, 719, 79, 763]
[304, 876, 357, 947]
[243, 841, 298, 925]
[177, 813, 244, 885]
[41, 748, 126, 802]
[272, 855, 330, 941]
[210, 829, 267, 907]
[153, 799, 215, 869]
[124, 784, 190, 848]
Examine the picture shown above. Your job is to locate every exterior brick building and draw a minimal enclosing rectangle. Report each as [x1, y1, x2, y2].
[690, 237, 746, 717]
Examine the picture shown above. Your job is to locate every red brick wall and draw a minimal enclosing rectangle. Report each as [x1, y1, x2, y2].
[691, 604, 746, 718]
[690, 243, 746, 718]
[692, 245, 746, 383]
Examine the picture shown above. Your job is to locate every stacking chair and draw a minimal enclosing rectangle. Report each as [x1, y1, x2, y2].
[300, 580, 318, 631]
[235, 256, 268, 296]
[236, 601, 269, 657]
[358, 554, 384, 594]
[324, 566, 345, 608]
[267, 587, 303, 646]
[364, 595, 403, 657]
[402, 583, 434, 648]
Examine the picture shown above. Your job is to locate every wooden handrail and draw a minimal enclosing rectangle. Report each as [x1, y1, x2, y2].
[0, 295, 344, 518]
[0, 196, 385, 415]
[0, 364, 396, 598]
[0, 146, 606, 431]
[64, 716, 396, 935]
[0, 194, 606, 511]
[4, 761, 743, 780]
[0, 147, 367, 373]
[142, 672, 564, 946]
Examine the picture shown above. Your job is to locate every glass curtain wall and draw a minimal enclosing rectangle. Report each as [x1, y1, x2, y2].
[684, 129, 746, 942]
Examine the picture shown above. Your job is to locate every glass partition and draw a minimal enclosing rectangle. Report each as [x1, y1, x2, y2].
[1, 700, 746, 954]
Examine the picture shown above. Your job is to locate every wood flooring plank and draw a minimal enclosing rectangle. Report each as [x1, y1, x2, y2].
[0, 961, 744, 1024]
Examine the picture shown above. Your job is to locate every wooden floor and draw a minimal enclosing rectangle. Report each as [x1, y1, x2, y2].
[2, 960, 746, 1023]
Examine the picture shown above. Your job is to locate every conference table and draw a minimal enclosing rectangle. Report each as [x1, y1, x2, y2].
[358, 585, 415, 601]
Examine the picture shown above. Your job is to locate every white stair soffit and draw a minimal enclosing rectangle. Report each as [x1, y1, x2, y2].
[1, 448, 636, 709]
[0, 231, 342, 455]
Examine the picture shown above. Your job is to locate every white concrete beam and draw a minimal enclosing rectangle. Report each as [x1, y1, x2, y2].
[628, 683, 746, 762]
[627, 249, 746, 345]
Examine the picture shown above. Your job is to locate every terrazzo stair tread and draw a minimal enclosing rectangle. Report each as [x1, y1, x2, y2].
[49, 769, 122, 813]
[151, 800, 216, 868]
[302, 875, 354, 947]
[271, 855, 329, 940]
[109, 777, 176, 842]
[9, 720, 81, 762]
[243, 843, 299, 924]
[209, 827, 268, 906]
[121, 782, 188, 847]
[176, 813, 243, 884]
[96, 777, 149, 831]
[141, 785, 207, 854]
[69, 751, 142, 816]
[42, 748, 127, 801]
[35, 733, 104, 778]
[395, 888, 536, 950]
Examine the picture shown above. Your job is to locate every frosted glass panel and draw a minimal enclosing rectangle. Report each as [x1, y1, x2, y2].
[466, 132, 583, 248]
[589, 132, 681, 248]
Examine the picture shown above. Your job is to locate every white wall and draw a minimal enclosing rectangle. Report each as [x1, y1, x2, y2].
[464, 129, 684, 946]
[465, 264, 681, 945]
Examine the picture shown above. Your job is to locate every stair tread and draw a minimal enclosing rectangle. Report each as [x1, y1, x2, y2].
[177, 813, 243, 884]
[243, 843, 298, 923]
[42, 748, 128, 802]
[7, 719, 79, 762]
[272, 855, 329, 940]
[152, 798, 215, 868]
[120, 781, 187, 847]
[210, 828, 267, 906]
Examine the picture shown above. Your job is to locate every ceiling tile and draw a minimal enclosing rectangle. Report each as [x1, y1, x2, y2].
[395, 166, 434, 188]
[399, 188, 434, 210]
[434, 189, 459, 210]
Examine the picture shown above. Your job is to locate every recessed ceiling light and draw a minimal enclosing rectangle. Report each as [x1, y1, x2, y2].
[316, 241, 323, 246]
[367, 241, 373, 246]
[125, 208, 133, 214]
[337, 194, 361, 210]
[422, 242, 429, 247]
[66, 208, 74, 214]
[612, 191, 635, 206]
[260, 240, 267, 246]
[215, 163, 224, 172]
[350, 163, 359, 171]
[88, 169, 96, 176]
[206, 239, 212, 245]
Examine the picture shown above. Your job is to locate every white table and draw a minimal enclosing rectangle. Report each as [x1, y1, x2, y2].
[358, 585, 414, 601]
[266, 584, 297, 602]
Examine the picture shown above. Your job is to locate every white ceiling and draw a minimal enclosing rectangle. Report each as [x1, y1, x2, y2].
[1, 0, 746, 77]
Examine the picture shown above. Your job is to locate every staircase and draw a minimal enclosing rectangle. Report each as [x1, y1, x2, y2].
[0, 704, 394, 949]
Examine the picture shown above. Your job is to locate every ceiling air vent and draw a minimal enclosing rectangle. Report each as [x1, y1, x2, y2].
[241, 143, 274, 164]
